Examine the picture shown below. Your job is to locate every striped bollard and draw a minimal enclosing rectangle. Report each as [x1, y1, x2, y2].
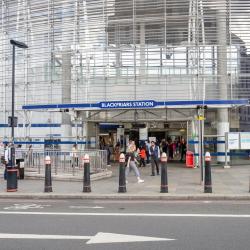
[44, 156, 52, 192]
[118, 153, 126, 193]
[204, 152, 212, 193]
[83, 154, 91, 193]
[160, 153, 168, 193]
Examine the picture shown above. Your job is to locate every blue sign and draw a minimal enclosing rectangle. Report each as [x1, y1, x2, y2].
[99, 100, 156, 109]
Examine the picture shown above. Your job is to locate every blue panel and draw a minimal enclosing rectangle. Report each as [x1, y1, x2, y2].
[22, 99, 249, 111]
[188, 140, 225, 144]
[4, 141, 90, 145]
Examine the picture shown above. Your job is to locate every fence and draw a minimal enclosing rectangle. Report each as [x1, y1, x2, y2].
[19, 149, 107, 176]
[188, 136, 250, 166]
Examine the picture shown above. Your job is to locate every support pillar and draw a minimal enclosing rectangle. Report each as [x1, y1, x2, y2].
[61, 49, 72, 151]
[216, 5, 229, 163]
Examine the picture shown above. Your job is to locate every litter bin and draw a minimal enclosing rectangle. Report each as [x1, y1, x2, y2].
[186, 151, 194, 168]
[7, 167, 18, 192]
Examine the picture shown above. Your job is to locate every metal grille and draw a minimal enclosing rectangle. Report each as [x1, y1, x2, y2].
[0, 0, 250, 126]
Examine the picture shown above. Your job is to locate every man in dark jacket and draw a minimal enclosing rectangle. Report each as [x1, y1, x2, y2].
[149, 141, 160, 176]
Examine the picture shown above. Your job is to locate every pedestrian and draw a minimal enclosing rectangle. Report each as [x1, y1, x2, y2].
[168, 140, 174, 160]
[4, 143, 12, 180]
[149, 141, 160, 176]
[139, 146, 146, 167]
[125, 140, 144, 183]
[71, 144, 79, 167]
[27, 145, 33, 168]
[15, 144, 23, 179]
[114, 141, 121, 162]
[180, 138, 187, 162]
[104, 143, 111, 166]
[145, 140, 150, 164]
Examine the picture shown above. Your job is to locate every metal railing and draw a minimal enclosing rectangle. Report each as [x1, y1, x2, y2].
[21, 149, 107, 176]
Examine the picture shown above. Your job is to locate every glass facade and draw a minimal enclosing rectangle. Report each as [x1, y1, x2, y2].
[0, 0, 250, 136]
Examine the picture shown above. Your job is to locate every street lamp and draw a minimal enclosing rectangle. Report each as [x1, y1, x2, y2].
[196, 105, 207, 184]
[8, 39, 28, 191]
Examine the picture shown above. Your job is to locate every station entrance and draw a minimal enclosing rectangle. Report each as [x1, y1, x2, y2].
[98, 121, 188, 164]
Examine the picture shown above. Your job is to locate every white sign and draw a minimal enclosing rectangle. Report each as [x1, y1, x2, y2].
[90, 137, 96, 148]
[149, 137, 156, 143]
[227, 133, 240, 150]
[240, 132, 250, 149]
[139, 128, 148, 141]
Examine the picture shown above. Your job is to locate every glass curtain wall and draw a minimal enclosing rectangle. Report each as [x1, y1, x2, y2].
[0, 0, 250, 134]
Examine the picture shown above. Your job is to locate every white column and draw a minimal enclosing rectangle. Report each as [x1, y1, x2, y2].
[216, 5, 229, 163]
[61, 49, 72, 151]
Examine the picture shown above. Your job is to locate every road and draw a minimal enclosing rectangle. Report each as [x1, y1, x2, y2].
[0, 199, 249, 250]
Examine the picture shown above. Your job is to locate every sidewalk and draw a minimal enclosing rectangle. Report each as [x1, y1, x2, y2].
[0, 163, 250, 200]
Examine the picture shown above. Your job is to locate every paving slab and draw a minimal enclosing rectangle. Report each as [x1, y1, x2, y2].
[0, 163, 249, 200]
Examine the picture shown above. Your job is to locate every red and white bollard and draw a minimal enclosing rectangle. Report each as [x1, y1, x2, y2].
[83, 154, 91, 192]
[204, 152, 212, 193]
[44, 156, 52, 192]
[160, 153, 168, 193]
[118, 153, 126, 193]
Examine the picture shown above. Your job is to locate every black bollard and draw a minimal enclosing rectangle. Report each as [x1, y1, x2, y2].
[83, 154, 91, 193]
[7, 146, 18, 192]
[160, 153, 168, 193]
[44, 156, 52, 192]
[204, 152, 212, 193]
[118, 153, 127, 193]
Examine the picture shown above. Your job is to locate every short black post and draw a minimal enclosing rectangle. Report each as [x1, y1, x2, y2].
[44, 156, 52, 192]
[118, 153, 126, 193]
[83, 154, 91, 192]
[160, 153, 168, 193]
[7, 146, 18, 192]
[204, 152, 212, 193]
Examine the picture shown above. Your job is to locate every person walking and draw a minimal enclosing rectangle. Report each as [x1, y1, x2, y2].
[139, 146, 146, 167]
[180, 138, 187, 162]
[15, 144, 23, 179]
[4, 143, 12, 180]
[71, 144, 79, 168]
[149, 141, 160, 176]
[145, 140, 150, 164]
[114, 141, 121, 162]
[125, 140, 144, 183]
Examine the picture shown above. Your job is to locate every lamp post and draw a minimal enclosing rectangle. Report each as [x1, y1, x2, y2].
[8, 39, 28, 191]
[196, 105, 207, 184]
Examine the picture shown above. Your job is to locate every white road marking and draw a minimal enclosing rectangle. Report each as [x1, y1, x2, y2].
[3, 204, 51, 210]
[69, 206, 104, 209]
[0, 232, 175, 244]
[0, 233, 90, 240]
[86, 232, 175, 244]
[0, 211, 249, 218]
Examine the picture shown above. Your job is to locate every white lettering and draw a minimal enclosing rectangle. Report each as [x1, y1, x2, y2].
[101, 101, 154, 109]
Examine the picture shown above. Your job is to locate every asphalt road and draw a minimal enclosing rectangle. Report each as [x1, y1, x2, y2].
[0, 199, 250, 250]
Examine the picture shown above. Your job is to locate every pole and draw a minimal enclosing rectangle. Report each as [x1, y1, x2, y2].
[83, 154, 91, 192]
[204, 152, 212, 193]
[44, 156, 52, 192]
[11, 44, 16, 169]
[160, 153, 168, 193]
[7, 45, 18, 192]
[118, 153, 126, 193]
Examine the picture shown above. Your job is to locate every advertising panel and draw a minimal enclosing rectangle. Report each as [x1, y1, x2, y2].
[240, 132, 250, 149]
[227, 133, 240, 150]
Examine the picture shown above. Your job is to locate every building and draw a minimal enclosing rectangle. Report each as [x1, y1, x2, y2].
[0, 0, 250, 163]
